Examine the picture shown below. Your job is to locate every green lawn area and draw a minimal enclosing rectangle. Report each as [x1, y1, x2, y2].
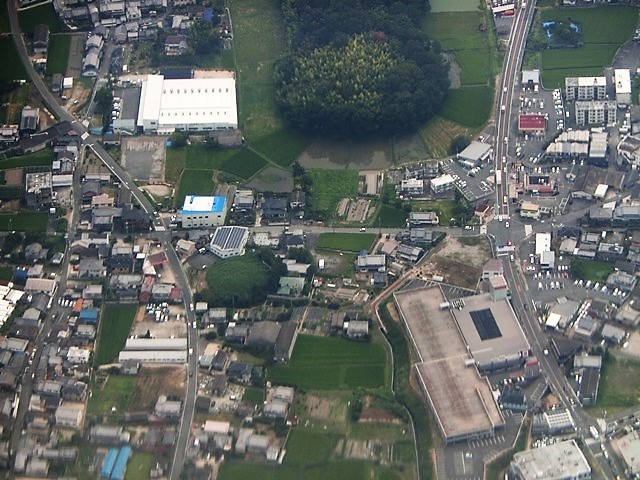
[174, 169, 215, 208]
[268, 335, 388, 390]
[438, 86, 493, 128]
[316, 233, 376, 253]
[412, 199, 466, 225]
[94, 304, 137, 366]
[570, 258, 614, 283]
[0, 38, 27, 81]
[46, 35, 70, 75]
[308, 169, 359, 215]
[0, 267, 13, 282]
[0, 149, 53, 170]
[0, 212, 48, 232]
[285, 430, 339, 465]
[87, 375, 136, 415]
[593, 354, 640, 411]
[18, 2, 63, 33]
[538, 6, 639, 88]
[375, 204, 409, 228]
[124, 452, 153, 480]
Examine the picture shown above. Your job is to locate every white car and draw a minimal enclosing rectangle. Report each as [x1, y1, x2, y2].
[505, 221, 510, 228]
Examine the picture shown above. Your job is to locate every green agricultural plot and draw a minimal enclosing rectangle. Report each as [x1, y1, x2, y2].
[0, 38, 27, 81]
[422, 11, 491, 86]
[87, 375, 136, 415]
[0, 212, 48, 232]
[0, 0, 10, 33]
[438, 86, 493, 128]
[251, 129, 310, 168]
[230, 0, 286, 141]
[308, 169, 358, 215]
[375, 205, 409, 228]
[570, 258, 614, 283]
[412, 199, 467, 226]
[18, 2, 63, 33]
[285, 431, 339, 465]
[594, 355, 640, 411]
[430, 0, 479, 12]
[268, 335, 388, 390]
[124, 452, 153, 480]
[242, 386, 264, 405]
[174, 169, 215, 208]
[0, 149, 53, 170]
[94, 304, 137, 366]
[316, 233, 376, 253]
[219, 460, 401, 480]
[220, 149, 267, 179]
[46, 35, 71, 75]
[539, 6, 639, 87]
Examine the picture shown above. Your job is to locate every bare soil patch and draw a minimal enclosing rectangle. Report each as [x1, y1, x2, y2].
[4, 168, 22, 187]
[130, 366, 186, 411]
[306, 394, 332, 419]
[419, 236, 490, 289]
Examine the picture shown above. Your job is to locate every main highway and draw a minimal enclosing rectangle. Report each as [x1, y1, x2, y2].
[494, 0, 536, 219]
[8, 2, 198, 477]
[492, 2, 617, 477]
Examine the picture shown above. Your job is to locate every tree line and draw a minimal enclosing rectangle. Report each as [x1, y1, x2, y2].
[275, 0, 449, 137]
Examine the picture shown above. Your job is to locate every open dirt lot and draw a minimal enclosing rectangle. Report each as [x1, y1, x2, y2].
[65, 82, 90, 114]
[141, 184, 172, 199]
[130, 366, 186, 411]
[306, 394, 332, 419]
[4, 168, 22, 187]
[121, 136, 166, 181]
[346, 199, 371, 223]
[419, 236, 491, 289]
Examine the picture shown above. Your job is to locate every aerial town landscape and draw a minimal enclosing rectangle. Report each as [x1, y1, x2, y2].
[4, 0, 640, 478]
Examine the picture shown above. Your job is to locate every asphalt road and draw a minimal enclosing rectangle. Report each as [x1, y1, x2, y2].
[494, 0, 536, 218]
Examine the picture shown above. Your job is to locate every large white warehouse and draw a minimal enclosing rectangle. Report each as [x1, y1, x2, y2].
[136, 73, 238, 134]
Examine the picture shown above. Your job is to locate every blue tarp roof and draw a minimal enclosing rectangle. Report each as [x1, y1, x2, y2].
[110, 445, 132, 480]
[79, 309, 99, 322]
[100, 448, 118, 479]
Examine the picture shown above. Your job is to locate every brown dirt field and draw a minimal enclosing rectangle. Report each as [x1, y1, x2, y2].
[130, 366, 186, 411]
[142, 184, 172, 198]
[66, 82, 91, 114]
[306, 394, 332, 419]
[3, 168, 22, 187]
[359, 408, 401, 424]
[65, 34, 85, 78]
[420, 236, 490, 289]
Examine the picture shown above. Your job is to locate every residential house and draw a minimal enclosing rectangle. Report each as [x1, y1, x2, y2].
[164, 35, 187, 55]
[20, 106, 39, 136]
[55, 405, 84, 429]
[77, 258, 106, 278]
[262, 198, 287, 222]
[33, 24, 50, 54]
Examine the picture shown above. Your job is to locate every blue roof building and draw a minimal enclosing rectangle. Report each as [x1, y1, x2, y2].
[179, 195, 228, 228]
[79, 308, 99, 324]
[100, 448, 118, 479]
[110, 445, 132, 480]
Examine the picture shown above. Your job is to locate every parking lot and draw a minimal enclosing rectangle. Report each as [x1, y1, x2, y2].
[440, 158, 495, 202]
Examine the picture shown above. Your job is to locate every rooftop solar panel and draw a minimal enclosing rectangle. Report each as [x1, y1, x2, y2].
[470, 308, 502, 340]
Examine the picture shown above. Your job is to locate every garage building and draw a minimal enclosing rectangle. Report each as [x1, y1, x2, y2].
[518, 114, 546, 134]
[136, 73, 238, 134]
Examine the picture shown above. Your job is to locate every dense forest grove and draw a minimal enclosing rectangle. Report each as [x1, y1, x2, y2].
[274, 0, 449, 137]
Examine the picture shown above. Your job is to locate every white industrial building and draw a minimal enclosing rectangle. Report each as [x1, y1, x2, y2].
[136, 73, 238, 134]
[575, 100, 617, 127]
[510, 439, 590, 480]
[565, 76, 607, 101]
[430, 174, 455, 194]
[209, 226, 249, 258]
[118, 350, 187, 364]
[614, 68, 632, 106]
[179, 195, 228, 228]
[124, 338, 187, 350]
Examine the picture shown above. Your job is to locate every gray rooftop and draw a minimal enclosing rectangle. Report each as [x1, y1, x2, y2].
[510, 439, 590, 480]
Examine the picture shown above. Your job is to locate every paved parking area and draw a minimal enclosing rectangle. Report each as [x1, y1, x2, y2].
[440, 159, 494, 202]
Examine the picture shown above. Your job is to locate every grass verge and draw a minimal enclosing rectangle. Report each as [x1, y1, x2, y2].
[0, 212, 47, 232]
[87, 375, 136, 415]
[569, 258, 614, 283]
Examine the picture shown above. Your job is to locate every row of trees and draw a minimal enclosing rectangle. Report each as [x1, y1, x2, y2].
[275, 0, 449, 137]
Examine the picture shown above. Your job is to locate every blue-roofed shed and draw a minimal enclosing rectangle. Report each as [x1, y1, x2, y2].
[110, 445, 132, 480]
[13, 268, 27, 283]
[203, 7, 214, 23]
[79, 308, 99, 324]
[100, 448, 118, 479]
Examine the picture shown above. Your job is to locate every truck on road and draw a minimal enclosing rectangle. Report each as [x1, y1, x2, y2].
[495, 169, 502, 185]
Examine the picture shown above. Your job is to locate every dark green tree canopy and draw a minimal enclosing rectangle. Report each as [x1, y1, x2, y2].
[275, 0, 448, 137]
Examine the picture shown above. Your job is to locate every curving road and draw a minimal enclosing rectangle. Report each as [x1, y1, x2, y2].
[8, 2, 198, 478]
